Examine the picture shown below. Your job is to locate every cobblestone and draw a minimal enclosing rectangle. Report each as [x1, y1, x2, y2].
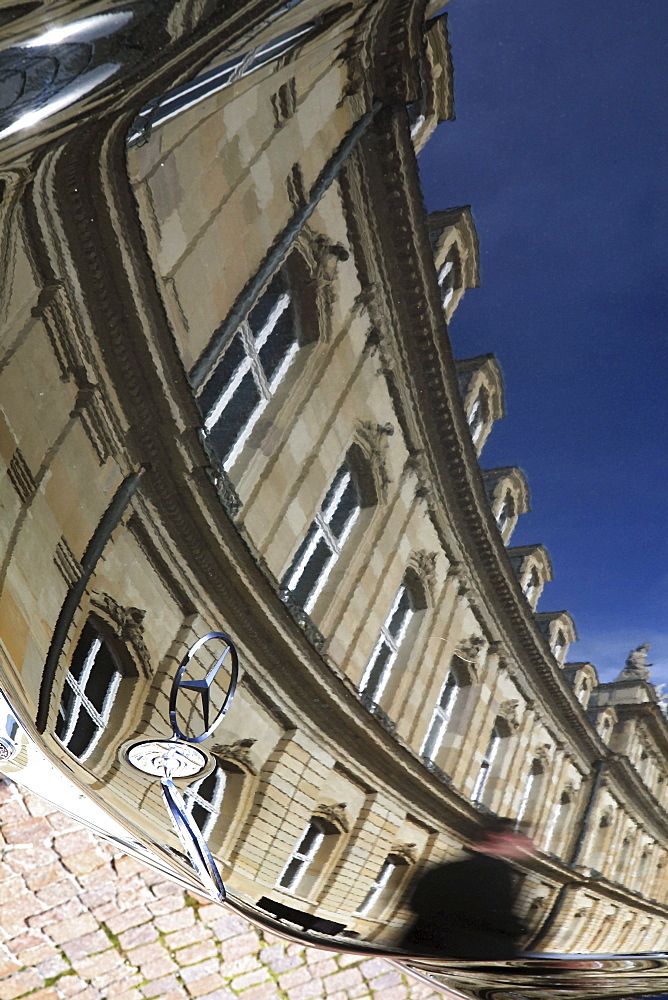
[0, 780, 444, 1000]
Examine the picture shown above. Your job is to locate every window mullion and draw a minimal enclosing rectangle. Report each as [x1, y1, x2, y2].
[203, 323, 254, 431]
[252, 292, 290, 351]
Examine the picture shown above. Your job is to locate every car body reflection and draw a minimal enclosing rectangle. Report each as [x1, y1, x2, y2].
[0, 1, 666, 997]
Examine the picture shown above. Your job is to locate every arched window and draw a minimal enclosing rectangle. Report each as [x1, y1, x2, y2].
[615, 834, 632, 883]
[471, 723, 505, 805]
[588, 813, 613, 873]
[199, 268, 300, 470]
[359, 579, 421, 706]
[577, 678, 591, 708]
[56, 621, 126, 761]
[467, 392, 488, 445]
[496, 491, 515, 537]
[636, 849, 651, 893]
[523, 568, 540, 604]
[356, 854, 409, 918]
[590, 914, 614, 952]
[551, 630, 566, 660]
[543, 790, 573, 854]
[516, 759, 545, 829]
[652, 860, 665, 898]
[183, 766, 227, 839]
[437, 251, 459, 310]
[421, 672, 459, 764]
[599, 715, 613, 742]
[282, 460, 361, 614]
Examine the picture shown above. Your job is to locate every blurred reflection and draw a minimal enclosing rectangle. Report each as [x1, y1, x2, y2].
[0, 10, 134, 140]
[400, 818, 531, 959]
[0, 0, 667, 996]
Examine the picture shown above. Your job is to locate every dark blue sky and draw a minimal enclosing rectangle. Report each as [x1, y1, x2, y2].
[419, 1, 668, 686]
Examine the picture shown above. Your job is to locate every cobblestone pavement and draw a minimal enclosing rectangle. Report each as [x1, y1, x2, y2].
[0, 780, 445, 1000]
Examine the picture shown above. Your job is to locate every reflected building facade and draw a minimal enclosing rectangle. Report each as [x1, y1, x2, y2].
[0, 0, 667, 962]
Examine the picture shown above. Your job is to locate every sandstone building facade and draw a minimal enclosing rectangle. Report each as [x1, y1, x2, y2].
[0, 0, 666, 967]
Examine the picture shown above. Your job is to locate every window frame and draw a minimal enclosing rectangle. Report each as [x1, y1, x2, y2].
[55, 620, 126, 762]
[282, 461, 361, 614]
[201, 271, 299, 471]
[278, 819, 327, 893]
[496, 491, 516, 536]
[356, 854, 409, 918]
[471, 725, 502, 804]
[421, 671, 459, 763]
[183, 766, 227, 839]
[359, 583, 416, 705]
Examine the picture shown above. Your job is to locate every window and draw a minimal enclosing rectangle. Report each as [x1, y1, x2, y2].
[467, 393, 487, 445]
[278, 820, 326, 892]
[359, 584, 415, 704]
[199, 269, 299, 470]
[421, 672, 458, 763]
[56, 622, 123, 761]
[516, 759, 545, 828]
[589, 814, 612, 872]
[577, 679, 591, 708]
[282, 461, 360, 613]
[543, 791, 571, 853]
[636, 850, 650, 892]
[523, 568, 540, 604]
[615, 835, 632, 882]
[471, 725, 502, 804]
[183, 767, 226, 839]
[496, 492, 515, 536]
[356, 855, 408, 917]
[551, 630, 566, 660]
[438, 257, 456, 309]
[127, 22, 318, 147]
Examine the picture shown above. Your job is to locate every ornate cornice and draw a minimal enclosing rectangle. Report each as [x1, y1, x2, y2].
[340, 107, 609, 768]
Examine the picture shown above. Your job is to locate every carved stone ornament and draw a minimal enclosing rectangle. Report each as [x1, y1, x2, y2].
[390, 842, 418, 864]
[211, 738, 258, 775]
[356, 419, 394, 456]
[90, 592, 150, 673]
[364, 326, 397, 382]
[455, 635, 486, 663]
[534, 743, 552, 765]
[409, 549, 438, 595]
[355, 420, 394, 498]
[314, 802, 349, 833]
[446, 560, 463, 581]
[298, 229, 351, 322]
[445, 560, 473, 597]
[562, 781, 577, 799]
[498, 699, 521, 732]
[404, 450, 434, 504]
[353, 283, 379, 317]
[279, 589, 326, 652]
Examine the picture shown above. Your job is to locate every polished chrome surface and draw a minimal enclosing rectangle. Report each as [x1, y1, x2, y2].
[0, 2, 666, 997]
[126, 739, 209, 778]
[168, 632, 239, 743]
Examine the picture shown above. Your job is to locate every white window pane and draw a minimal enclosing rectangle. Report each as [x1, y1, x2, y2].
[283, 462, 360, 613]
